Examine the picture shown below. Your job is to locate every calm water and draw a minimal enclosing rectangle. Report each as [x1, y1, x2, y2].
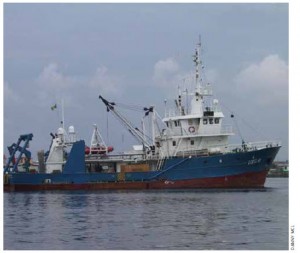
[4, 178, 288, 250]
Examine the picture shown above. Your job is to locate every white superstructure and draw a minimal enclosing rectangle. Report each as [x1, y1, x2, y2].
[45, 125, 77, 173]
[154, 39, 234, 157]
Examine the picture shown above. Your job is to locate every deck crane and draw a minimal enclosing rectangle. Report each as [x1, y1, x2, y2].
[4, 133, 33, 173]
[99, 95, 155, 153]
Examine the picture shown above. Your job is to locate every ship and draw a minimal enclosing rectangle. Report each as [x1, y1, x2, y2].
[3, 40, 281, 191]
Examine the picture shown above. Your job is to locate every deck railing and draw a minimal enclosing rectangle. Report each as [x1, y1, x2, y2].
[172, 140, 281, 158]
[85, 153, 147, 163]
[224, 141, 281, 151]
[85, 140, 281, 163]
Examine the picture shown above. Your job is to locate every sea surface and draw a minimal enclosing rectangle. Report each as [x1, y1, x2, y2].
[4, 178, 288, 250]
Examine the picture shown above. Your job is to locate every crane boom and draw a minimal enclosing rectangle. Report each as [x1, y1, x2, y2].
[99, 95, 153, 149]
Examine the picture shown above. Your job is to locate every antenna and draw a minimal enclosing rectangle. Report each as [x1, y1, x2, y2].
[164, 99, 167, 117]
[61, 99, 65, 130]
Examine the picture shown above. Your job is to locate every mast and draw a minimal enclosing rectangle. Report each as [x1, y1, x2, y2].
[190, 36, 213, 115]
[193, 36, 202, 92]
[151, 106, 156, 146]
[60, 99, 68, 143]
[91, 124, 106, 148]
[190, 37, 204, 115]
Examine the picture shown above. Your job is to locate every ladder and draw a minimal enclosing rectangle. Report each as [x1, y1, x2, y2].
[156, 156, 166, 171]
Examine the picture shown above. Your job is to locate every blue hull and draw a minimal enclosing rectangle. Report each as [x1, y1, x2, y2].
[4, 144, 280, 191]
[160, 146, 279, 180]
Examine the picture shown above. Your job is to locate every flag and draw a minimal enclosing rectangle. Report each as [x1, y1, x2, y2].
[51, 104, 57, 111]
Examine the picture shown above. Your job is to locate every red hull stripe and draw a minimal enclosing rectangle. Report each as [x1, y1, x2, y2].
[4, 170, 268, 192]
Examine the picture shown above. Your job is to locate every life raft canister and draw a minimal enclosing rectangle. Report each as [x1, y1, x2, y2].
[188, 126, 195, 133]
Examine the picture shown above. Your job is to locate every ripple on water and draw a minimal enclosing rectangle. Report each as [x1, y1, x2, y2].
[4, 178, 289, 250]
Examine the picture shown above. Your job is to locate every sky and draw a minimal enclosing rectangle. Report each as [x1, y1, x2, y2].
[3, 3, 289, 161]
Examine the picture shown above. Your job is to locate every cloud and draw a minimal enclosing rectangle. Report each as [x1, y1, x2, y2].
[153, 58, 180, 88]
[89, 66, 121, 95]
[152, 57, 219, 99]
[34, 63, 83, 109]
[36, 63, 74, 90]
[31, 63, 123, 111]
[4, 81, 19, 103]
[234, 54, 288, 105]
[152, 57, 197, 97]
[205, 69, 219, 85]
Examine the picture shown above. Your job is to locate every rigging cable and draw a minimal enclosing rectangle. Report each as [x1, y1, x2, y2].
[230, 113, 245, 143]
[220, 102, 269, 141]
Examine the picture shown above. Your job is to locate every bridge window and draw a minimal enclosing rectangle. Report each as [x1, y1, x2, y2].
[215, 118, 220, 124]
[203, 118, 208, 125]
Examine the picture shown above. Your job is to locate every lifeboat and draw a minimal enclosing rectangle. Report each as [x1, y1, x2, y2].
[85, 145, 114, 155]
